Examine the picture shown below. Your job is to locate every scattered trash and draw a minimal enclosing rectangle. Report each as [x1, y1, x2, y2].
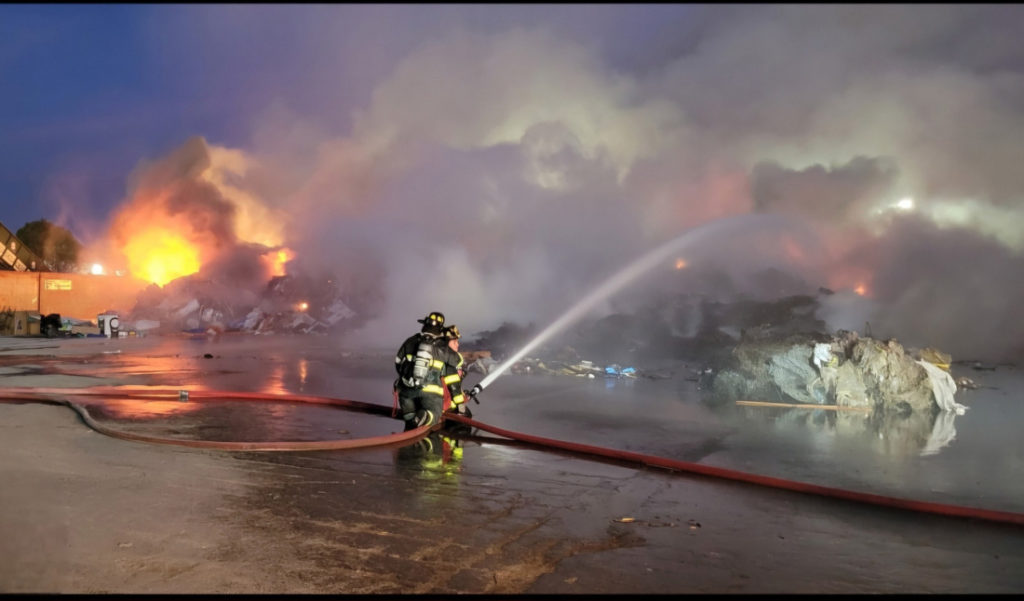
[687, 519, 701, 529]
[614, 517, 637, 523]
[956, 376, 978, 390]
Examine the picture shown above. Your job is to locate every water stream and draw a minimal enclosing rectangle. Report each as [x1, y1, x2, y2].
[476, 213, 805, 393]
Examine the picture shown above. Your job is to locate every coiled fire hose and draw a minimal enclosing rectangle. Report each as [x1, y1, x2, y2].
[1, 386, 1022, 527]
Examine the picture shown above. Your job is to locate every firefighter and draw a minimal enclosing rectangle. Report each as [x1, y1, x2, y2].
[394, 311, 461, 431]
[441, 324, 472, 419]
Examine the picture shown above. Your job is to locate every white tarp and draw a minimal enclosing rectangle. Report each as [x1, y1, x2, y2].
[917, 359, 968, 415]
[813, 343, 834, 369]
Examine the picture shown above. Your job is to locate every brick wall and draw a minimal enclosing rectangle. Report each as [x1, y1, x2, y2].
[0, 271, 150, 320]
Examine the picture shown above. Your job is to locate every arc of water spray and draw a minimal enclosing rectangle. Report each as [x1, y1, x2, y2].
[476, 243, 681, 390]
[475, 214, 801, 394]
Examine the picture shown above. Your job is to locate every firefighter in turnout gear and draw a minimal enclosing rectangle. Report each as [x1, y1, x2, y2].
[441, 324, 471, 419]
[394, 312, 462, 431]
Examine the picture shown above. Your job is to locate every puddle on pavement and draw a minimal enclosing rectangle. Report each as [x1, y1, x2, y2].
[81, 398, 401, 443]
[5, 335, 1022, 515]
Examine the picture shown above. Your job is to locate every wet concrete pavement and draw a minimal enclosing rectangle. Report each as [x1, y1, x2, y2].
[1, 334, 1022, 593]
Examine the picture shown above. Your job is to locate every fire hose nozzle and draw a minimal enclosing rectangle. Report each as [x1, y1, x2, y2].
[467, 384, 483, 404]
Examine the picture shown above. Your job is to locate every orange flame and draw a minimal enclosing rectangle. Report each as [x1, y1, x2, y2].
[100, 141, 298, 287]
[675, 258, 688, 270]
[825, 265, 874, 299]
[123, 227, 202, 286]
[261, 248, 295, 278]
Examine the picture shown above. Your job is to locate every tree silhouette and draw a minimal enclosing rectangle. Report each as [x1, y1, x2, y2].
[16, 219, 82, 272]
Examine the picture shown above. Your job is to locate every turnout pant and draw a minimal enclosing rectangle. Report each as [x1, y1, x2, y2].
[397, 386, 444, 430]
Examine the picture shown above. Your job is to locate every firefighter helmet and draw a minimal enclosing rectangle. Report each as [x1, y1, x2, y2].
[444, 324, 461, 340]
[417, 312, 445, 329]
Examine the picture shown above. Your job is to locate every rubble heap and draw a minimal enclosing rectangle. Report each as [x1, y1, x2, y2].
[124, 273, 355, 336]
[706, 328, 965, 416]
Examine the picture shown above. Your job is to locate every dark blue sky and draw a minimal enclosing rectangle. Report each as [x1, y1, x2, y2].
[2, 5, 234, 232]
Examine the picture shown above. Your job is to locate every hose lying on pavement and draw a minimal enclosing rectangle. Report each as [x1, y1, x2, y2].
[0, 387, 433, 451]
[1, 386, 1022, 527]
[443, 413, 1024, 527]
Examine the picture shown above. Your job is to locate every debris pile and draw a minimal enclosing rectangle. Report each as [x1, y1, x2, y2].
[460, 293, 833, 381]
[705, 328, 968, 416]
[121, 273, 356, 336]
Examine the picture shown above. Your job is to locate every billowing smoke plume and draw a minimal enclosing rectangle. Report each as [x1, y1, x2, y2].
[87, 5, 1024, 361]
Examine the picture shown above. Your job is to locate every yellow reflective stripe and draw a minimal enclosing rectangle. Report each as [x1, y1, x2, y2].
[456, 354, 464, 368]
[422, 384, 444, 395]
[430, 359, 445, 369]
[451, 394, 464, 404]
[443, 374, 461, 384]
[395, 356, 402, 364]
[405, 354, 413, 361]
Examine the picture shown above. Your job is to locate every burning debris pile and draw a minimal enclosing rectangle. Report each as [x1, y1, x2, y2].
[124, 272, 355, 336]
[67, 136, 369, 338]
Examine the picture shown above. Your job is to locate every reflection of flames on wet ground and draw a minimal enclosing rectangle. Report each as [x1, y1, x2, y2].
[86, 398, 206, 419]
[82, 396, 335, 445]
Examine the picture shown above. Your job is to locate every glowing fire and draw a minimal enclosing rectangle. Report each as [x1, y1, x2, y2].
[825, 265, 874, 299]
[675, 258, 688, 270]
[123, 227, 202, 286]
[100, 140, 297, 287]
[261, 248, 295, 278]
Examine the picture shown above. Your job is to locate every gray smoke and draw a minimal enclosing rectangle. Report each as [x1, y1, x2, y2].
[93, 5, 1024, 361]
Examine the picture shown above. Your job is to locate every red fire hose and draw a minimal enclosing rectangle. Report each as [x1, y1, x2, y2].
[444, 414, 1024, 527]
[1, 386, 1022, 527]
[0, 387, 433, 451]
